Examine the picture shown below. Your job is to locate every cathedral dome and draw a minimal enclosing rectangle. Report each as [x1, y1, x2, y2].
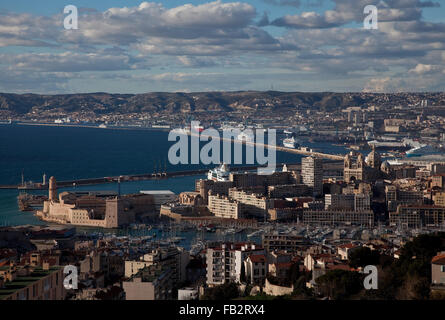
[380, 160, 391, 172]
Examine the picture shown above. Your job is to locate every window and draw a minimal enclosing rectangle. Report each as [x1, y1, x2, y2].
[441, 265, 445, 272]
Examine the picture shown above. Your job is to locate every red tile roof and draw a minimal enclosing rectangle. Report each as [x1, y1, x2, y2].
[432, 253, 445, 265]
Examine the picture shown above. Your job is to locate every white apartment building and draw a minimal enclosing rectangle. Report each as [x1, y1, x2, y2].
[325, 193, 371, 211]
[228, 188, 273, 219]
[208, 194, 241, 219]
[206, 243, 264, 287]
[302, 156, 323, 197]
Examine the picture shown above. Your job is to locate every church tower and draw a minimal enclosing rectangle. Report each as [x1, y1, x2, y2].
[49, 176, 57, 201]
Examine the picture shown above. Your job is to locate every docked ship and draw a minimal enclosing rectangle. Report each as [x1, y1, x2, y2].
[171, 127, 190, 135]
[283, 136, 299, 149]
[283, 129, 293, 135]
[192, 124, 204, 133]
[367, 139, 410, 151]
[405, 145, 441, 158]
[207, 163, 230, 181]
[237, 131, 253, 142]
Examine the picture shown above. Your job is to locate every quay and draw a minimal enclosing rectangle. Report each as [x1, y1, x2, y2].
[190, 131, 345, 161]
[0, 163, 309, 190]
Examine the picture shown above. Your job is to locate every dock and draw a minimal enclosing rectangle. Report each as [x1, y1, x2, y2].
[0, 163, 314, 190]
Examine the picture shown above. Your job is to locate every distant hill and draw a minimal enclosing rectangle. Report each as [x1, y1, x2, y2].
[0, 91, 444, 116]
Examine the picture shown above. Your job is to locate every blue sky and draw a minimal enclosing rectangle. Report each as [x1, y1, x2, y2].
[0, 0, 444, 93]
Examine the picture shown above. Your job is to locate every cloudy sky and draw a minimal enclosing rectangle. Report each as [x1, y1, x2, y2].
[0, 0, 444, 93]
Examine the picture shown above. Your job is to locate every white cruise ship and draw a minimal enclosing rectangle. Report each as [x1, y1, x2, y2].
[237, 132, 253, 142]
[207, 163, 230, 181]
[171, 127, 190, 135]
[283, 136, 299, 149]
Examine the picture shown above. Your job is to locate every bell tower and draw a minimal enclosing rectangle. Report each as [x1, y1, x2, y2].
[49, 176, 57, 201]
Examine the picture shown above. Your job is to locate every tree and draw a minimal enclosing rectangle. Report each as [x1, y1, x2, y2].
[201, 283, 240, 300]
[316, 270, 363, 300]
[348, 247, 380, 268]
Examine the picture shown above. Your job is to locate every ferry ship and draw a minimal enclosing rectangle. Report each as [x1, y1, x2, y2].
[237, 132, 253, 142]
[207, 163, 230, 181]
[171, 127, 190, 135]
[283, 136, 299, 149]
[405, 145, 441, 158]
[367, 139, 410, 151]
[192, 124, 204, 133]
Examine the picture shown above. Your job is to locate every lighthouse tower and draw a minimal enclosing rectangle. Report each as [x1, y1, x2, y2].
[49, 176, 57, 201]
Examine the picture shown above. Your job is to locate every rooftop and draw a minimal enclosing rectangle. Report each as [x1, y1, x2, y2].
[432, 253, 445, 265]
[0, 266, 61, 300]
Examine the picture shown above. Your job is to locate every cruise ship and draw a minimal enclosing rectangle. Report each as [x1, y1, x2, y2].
[171, 127, 190, 135]
[367, 139, 410, 151]
[405, 145, 441, 158]
[207, 163, 230, 181]
[283, 136, 299, 149]
[237, 132, 253, 142]
[192, 124, 204, 132]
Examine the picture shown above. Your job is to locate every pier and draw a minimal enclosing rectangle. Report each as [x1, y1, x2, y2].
[190, 132, 345, 161]
[0, 163, 312, 190]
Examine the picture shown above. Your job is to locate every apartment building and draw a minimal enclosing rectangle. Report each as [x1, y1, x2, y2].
[245, 254, 267, 285]
[302, 156, 323, 197]
[206, 243, 264, 287]
[122, 265, 173, 300]
[390, 205, 445, 228]
[432, 252, 445, 286]
[207, 194, 241, 219]
[125, 246, 189, 283]
[324, 193, 371, 211]
[267, 184, 309, 198]
[303, 210, 374, 226]
[385, 185, 424, 212]
[433, 192, 445, 206]
[195, 179, 233, 204]
[262, 233, 306, 252]
[228, 188, 273, 219]
[0, 264, 65, 300]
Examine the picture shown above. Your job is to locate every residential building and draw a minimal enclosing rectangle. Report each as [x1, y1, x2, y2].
[122, 265, 173, 300]
[0, 264, 65, 300]
[302, 156, 323, 197]
[432, 252, 445, 286]
[245, 254, 267, 285]
[303, 210, 374, 226]
[390, 205, 445, 228]
[207, 194, 241, 219]
[205, 243, 264, 287]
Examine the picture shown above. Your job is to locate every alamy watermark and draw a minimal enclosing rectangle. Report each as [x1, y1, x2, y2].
[63, 5, 78, 30]
[364, 5, 378, 30]
[63, 265, 78, 290]
[168, 121, 277, 175]
[363, 265, 378, 290]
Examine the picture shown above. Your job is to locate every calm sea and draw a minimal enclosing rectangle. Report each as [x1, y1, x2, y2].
[0, 124, 347, 226]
